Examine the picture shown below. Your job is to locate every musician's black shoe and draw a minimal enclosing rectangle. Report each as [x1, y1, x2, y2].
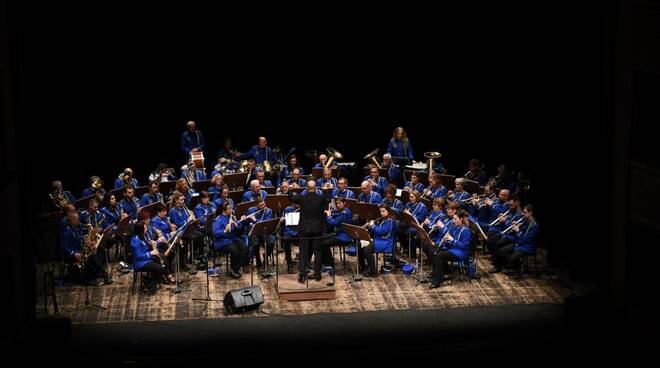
[230, 269, 242, 279]
[488, 267, 501, 274]
[298, 274, 306, 284]
[314, 273, 322, 281]
[429, 282, 442, 289]
[363, 272, 378, 278]
[286, 263, 294, 274]
[103, 274, 113, 284]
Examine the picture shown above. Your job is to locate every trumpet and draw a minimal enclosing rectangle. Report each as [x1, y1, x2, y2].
[489, 209, 510, 226]
[502, 217, 525, 234]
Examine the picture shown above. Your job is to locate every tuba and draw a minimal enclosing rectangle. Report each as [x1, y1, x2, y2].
[324, 147, 343, 168]
[91, 178, 104, 191]
[49, 191, 70, 209]
[363, 148, 381, 169]
[424, 151, 442, 173]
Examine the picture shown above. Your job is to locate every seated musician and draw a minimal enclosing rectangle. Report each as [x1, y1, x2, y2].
[212, 203, 247, 278]
[492, 164, 516, 191]
[287, 168, 307, 189]
[194, 191, 217, 229]
[382, 184, 403, 210]
[447, 178, 471, 205]
[382, 153, 401, 184]
[331, 177, 356, 199]
[181, 120, 205, 156]
[486, 194, 523, 259]
[279, 154, 304, 185]
[321, 198, 353, 271]
[81, 175, 106, 199]
[387, 127, 415, 164]
[359, 180, 382, 204]
[464, 158, 488, 186]
[154, 163, 177, 183]
[490, 205, 539, 275]
[175, 178, 194, 206]
[80, 197, 105, 237]
[213, 187, 234, 209]
[169, 191, 204, 268]
[422, 198, 449, 244]
[403, 172, 425, 193]
[483, 188, 511, 231]
[255, 169, 273, 187]
[242, 196, 274, 269]
[359, 204, 396, 277]
[280, 202, 301, 273]
[181, 161, 207, 182]
[143, 216, 176, 284]
[139, 180, 164, 207]
[61, 212, 109, 285]
[131, 221, 171, 286]
[429, 209, 472, 288]
[421, 172, 447, 199]
[101, 193, 128, 232]
[402, 190, 428, 258]
[469, 183, 496, 226]
[317, 167, 338, 190]
[119, 186, 140, 221]
[243, 179, 268, 203]
[238, 136, 275, 164]
[59, 203, 77, 232]
[49, 180, 76, 211]
[364, 166, 388, 196]
[314, 153, 328, 169]
[276, 181, 292, 195]
[207, 174, 228, 202]
[114, 168, 139, 189]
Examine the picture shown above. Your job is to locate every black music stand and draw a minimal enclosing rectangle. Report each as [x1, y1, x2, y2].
[115, 216, 132, 274]
[348, 201, 381, 222]
[166, 221, 188, 294]
[192, 180, 212, 193]
[193, 213, 222, 305]
[223, 172, 249, 191]
[183, 217, 202, 275]
[249, 218, 280, 280]
[74, 194, 96, 212]
[265, 195, 292, 215]
[138, 201, 162, 221]
[158, 181, 177, 196]
[228, 190, 244, 205]
[410, 222, 432, 285]
[234, 201, 257, 219]
[399, 209, 420, 271]
[342, 224, 371, 282]
[133, 186, 150, 199]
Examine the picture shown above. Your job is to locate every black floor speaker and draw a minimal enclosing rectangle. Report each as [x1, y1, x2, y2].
[223, 286, 264, 314]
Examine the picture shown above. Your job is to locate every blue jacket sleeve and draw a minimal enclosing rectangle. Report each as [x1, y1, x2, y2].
[130, 237, 152, 262]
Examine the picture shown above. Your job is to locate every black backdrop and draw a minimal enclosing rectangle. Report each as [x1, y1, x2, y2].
[10, 2, 611, 283]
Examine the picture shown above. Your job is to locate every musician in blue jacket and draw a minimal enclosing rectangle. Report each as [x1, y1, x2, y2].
[421, 173, 447, 200]
[364, 166, 388, 196]
[255, 170, 274, 188]
[119, 186, 140, 221]
[101, 194, 128, 231]
[403, 172, 425, 193]
[402, 190, 428, 259]
[81, 176, 106, 199]
[448, 178, 471, 207]
[130, 221, 172, 285]
[317, 168, 338, 190]
[151, 205, 176, 241]
[169, 191, 204, 267]
[181, 162, 207, 182]
[213, 187, 234, 209]
[278, 155, 305, 185]
[382, 184, 403, 210]
[486, 195, 523, 260]
[79, 198, 105, 237]
[243, 180, 268, 203]
[358, 181, 382, 204]
[49, 180, 76, 211]
[331, 177, 356, 199]
[113, 168, 139, 189]
[430, 210, 472, 288]
[286, 168, 307, 189]
[61, 212, 83, 262]
[422, 198, 449, 244]
[181, 120, 205, 155]
[359, 205, 397, 277]
[139, 181, 164, 207]
[212, 203, 247, 278]
[490, 205, 538, 275]
[386, 127, 414, 163]
[321, 198, 353, 270]
[314, 154, 328, 169]
[280, 203, 300, 273]
[207, 174, 228, 201]
[382, 153, 401, 185]
[242, 197, 274, 268]
[238, 137, 275, 164]
[194, 191, 217, 228]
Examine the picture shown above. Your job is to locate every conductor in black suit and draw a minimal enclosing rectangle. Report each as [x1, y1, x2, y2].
[289, 180, 331, 283]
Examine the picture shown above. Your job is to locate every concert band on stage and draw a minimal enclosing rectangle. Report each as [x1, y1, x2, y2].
[50, 123, 538, 290]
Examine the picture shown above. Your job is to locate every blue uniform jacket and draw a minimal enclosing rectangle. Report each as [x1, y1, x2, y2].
[371, 218, 396, 253]
[327, 208, 353, 243]
[181, 130, 205, 155]
[130, 235, 154, 270]
[359, 191, 382, 204]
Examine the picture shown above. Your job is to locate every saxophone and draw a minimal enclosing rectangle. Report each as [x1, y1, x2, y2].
[80, 223, 103, 269]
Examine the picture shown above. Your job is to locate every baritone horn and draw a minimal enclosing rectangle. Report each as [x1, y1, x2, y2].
[324, 147, 343, 168]
[363, 148, 381, 169]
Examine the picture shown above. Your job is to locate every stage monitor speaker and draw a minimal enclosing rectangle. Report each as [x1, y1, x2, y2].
[223, 286, 264, 314]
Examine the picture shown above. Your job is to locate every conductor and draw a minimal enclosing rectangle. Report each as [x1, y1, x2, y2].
[289, 180, 331, 283]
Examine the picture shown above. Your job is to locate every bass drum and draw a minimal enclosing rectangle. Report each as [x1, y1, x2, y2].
[190, 151, 205, 169]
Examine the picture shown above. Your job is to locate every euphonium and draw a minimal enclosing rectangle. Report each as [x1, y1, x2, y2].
[363, 149, 381, 169]
[324, 147, 343, 168]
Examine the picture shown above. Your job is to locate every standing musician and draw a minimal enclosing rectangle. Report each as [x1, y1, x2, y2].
[212, 203, 247, 278]
[139, 180, 164, 207]
[287, 168, 307, 189]
[387, 126, 415, 164]
[288, 180, 331, 283]
[238, 136, 275, 164]
[181, 120, 205, 156]
[364, 166, 388, 196]
[421, 172, 447, 199]
[242, 196, 274, 269]
[194, 191, 217, 228]
[317, 168, 338, 190]
[464, 159, 488, 186]
[280, 202, 301, 274]
[279, 154, 304, 185]
[359, 204, 396, 277]
[81, 176, 106, 199]
[321, 197, 353, 271]
[447, 178, 471, 205]
[213, 187, 234, 209]
[207, 174, 228, 202]
[382, 184, 403, 210]
[119, 186, 140, 221]
[485, 195, 523, 259]
[175, 178, 194, 206]
[429, 209, 472, 289]
[131, 221, 171, 286]
[48, 180, 76, 211]
[331, 177, 356, 199]
[489, 205, 539, 275]
[402, 190, 428, 258]
[114, 168, 139, 189]
[169, 191, 204, 268]
[243, 179, 268, 203]
[255, 170, 274, 188]
[403, 172, 425, 193]
[359, 180, 383, 204]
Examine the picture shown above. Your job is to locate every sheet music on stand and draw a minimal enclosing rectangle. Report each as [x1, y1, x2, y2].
[285, 212, 300, 226]
[468, 218, 488, 240]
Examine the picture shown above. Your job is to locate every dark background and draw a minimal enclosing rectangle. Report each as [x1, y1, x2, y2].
[6, 0, 657, 359]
